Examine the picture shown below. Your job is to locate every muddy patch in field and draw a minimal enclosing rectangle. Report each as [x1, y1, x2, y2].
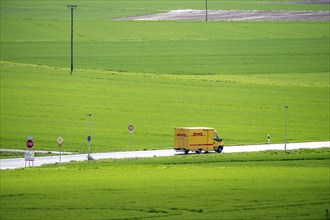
[115, 9, 329, 21]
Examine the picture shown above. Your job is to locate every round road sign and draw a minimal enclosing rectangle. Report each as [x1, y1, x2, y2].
[26, 139, 34, 149]
[87, 135, 91, 142]
[57, 137, 64, 144]
[128, 125, 134, 131]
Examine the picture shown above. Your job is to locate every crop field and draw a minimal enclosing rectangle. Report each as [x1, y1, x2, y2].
[1, 1, 329, 219]
[0, 0, 329, 153]
[1, 148, 329, 220]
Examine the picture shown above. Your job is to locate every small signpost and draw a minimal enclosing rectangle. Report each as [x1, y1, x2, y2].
[57, 137, 64, 163]
[25, 137, 34, 167]
[24, 151, 34, 167]
[86, 113, 92, 160]
[87, 135, 92, 160]
[128, 125, 134, 151]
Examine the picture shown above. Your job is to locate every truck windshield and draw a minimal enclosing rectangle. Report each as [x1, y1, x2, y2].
[214, 134, 221, 142]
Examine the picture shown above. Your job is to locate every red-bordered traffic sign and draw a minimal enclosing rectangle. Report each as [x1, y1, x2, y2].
[57, 137, 64, 145]
[26, 139, 34, 148]
[128, 124, 134, 131]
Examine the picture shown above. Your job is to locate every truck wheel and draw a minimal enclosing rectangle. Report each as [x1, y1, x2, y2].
[184, 150, 189, 154]
[217, 146, 223, 153]
[195, 150, 202, 154]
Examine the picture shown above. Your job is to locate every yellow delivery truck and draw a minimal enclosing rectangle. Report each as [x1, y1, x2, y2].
[174, 127, 224, 154]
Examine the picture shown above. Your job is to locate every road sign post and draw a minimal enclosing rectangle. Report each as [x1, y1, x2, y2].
[87, 114, 92, 160]
[57, 137, 64, 163]
[128, 125, 134, 151]
[87, 135, 92, 160]
[283, 105, 288, 151]
[25, 151, 34, 167]
[25, 137, 34, 167]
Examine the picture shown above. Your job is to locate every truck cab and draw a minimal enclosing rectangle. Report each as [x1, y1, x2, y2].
[213, 132, 224, 153]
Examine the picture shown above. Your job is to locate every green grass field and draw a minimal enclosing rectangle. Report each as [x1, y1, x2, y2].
[1, 0, 329, 153]
[1, 149, 329, 220]
[1, 61, 329, 152]
[1, 1, 329, 220]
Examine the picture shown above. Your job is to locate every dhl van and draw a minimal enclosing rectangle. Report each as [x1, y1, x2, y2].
[174, 127, 224, 154]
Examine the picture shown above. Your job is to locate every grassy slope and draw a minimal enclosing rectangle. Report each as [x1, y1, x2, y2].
[1, 149, 329, 220]
[1, 61, 329, 152]
[1, 20, 329, 74]
[0, 1, 329, 152]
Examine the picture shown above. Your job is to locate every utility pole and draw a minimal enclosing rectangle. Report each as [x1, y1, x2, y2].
[283, 105, 288, 151]
[205, 0, 208, 21]
[67, 5, 77, 74]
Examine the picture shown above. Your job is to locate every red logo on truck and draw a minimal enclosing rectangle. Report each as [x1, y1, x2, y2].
[192, 132, 204, 136]
[177, 133, 187, 137]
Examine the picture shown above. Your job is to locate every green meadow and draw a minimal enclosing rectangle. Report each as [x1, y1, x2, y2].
[0, 0, 329, 153]
[1, 1, 329, 220]
[1, 149, 329, 220]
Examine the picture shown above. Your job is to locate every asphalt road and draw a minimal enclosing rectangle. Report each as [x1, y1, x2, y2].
[1, 141, 329, 170]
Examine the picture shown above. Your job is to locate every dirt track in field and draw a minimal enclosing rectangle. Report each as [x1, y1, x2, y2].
[116, 9, 329, 21]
